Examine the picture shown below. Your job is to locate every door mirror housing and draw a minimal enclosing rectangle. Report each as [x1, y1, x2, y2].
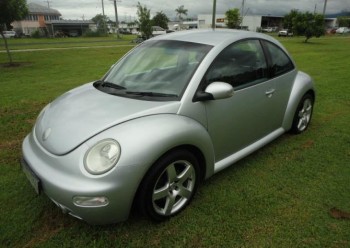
[194, 82, 234, 101]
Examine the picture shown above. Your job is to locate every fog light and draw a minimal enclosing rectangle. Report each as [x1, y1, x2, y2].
[73, 196, 109, 207]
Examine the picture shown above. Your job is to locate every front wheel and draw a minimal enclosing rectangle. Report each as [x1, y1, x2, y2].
[137, 150, 199, 221]
[290, 93, 314, 134]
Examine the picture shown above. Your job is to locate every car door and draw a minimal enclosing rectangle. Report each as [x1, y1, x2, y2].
[261, 40, 297, 124]
[201, 39, 284, 162]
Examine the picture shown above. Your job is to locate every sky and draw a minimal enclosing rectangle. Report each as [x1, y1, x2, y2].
[30, 0, 350, 21]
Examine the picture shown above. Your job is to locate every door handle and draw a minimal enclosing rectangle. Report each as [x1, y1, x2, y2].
[265, 89, 275, 97]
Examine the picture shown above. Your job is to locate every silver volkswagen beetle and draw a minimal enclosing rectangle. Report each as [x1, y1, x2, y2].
[21, 29, 315, 224]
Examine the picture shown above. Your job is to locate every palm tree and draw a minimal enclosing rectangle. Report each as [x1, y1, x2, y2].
[175, 5, 188, 22]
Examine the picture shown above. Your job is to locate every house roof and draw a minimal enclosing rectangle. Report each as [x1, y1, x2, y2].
[28, 3, 61, 16]
[46, 20, 94, 25]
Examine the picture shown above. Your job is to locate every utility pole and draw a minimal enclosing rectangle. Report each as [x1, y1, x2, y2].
[323, 0, 328, 16]
[101, 0, 107, 34]
[241, 0, 245, 17]
[113, 0, 120, 37]
[101, 0, 105, 16]
[212, 0, 216, 29]
[44, 0, 51, 9]
[241, 0, 246, 27]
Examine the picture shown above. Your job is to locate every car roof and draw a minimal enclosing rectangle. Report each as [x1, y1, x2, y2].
[150, 29, 277, 46]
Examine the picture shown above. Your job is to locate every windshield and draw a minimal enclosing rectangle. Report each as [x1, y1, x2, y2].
[98, 40, 212, 101]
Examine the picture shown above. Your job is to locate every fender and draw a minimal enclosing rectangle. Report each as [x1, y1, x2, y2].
[282, 71, 316, 131]
[85, 113, 216, 182]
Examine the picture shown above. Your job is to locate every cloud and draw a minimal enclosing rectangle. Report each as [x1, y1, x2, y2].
[29, 0, 350, 20]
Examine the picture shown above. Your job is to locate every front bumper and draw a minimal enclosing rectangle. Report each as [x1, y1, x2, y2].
[21, 132, 140, 225]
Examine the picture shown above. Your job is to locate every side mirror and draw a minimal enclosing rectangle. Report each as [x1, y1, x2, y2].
[194, 82, 234, 101]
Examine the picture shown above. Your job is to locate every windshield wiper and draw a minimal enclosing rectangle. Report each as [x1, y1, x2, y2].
[101, 81, 126, 90]
[125, 91, 178, 97]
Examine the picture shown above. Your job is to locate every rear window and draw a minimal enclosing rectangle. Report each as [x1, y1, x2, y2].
[264, 41, 295, 77]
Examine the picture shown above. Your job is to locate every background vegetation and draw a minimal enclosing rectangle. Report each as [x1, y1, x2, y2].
[283, 10, 325, 42]
[0, 35, 349, 247]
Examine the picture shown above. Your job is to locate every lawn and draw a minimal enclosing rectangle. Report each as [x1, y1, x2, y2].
[0, 35, 137, 51]
[0, 35, 349, 247]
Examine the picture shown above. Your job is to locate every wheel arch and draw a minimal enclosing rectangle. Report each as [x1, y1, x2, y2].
[131, 144, 207, 219]
[104, 114, 215, 216]
[282, 71, 316, 131]
[153, 144, 207, 182]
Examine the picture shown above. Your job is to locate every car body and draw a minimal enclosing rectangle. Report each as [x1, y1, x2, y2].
[21, 29, 315, 225]
[278, 29, 293, 37]
[1, 30, 16, 38]
[335, 27, 350, 34]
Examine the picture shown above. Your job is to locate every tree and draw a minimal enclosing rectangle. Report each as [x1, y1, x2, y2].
[92, 14, 110, 34]
[137, 2, 152, 39]
[175, 5, 188, 22]
[225, 8, 241, 29]
[152, 11, 169, 30]
[284, 10, 325, 42]
[337, 16, 350, 27]
[0, 0, 28, 64]
[302, 13, 324, 42]
[283, 9, 298, 30]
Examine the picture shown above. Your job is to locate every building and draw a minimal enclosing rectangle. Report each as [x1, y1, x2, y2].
[12, 3, 61, 36]
[197, 14, 337, 32]
[12, 3, 94, 37]
[45, 20, 94, 37]
[198, 14, 284, 32]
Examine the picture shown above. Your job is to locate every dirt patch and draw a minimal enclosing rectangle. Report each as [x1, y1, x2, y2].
[330, 207, 350, 220]
[0, 139, 21, 150]
[302, 139, 314, 149]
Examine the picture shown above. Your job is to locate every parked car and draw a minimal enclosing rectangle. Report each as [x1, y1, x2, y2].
[68, 30, 79, 37]
[326, 28, 337, 34]
[21, 29, 315, 225]
[278, 29, 293, 37]
[152, 26, 166, 36]
[0, 30, 16, 38]
[335, 27, 350, 34]
[262, 27, 277, 32]
[119, 28, 132, 35]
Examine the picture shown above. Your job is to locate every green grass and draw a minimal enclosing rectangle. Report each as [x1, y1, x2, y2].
[1, 36, 350, 247]
[0, 35, 137, 51]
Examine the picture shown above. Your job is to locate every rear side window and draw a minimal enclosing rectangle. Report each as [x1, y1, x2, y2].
[264, 41, 294, 77]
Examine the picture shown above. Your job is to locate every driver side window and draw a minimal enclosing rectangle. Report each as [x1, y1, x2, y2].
[204, 39, 268, 90]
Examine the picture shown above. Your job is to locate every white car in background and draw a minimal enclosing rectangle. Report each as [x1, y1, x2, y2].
[1, 30, 16, 38]
[335, 27, 350, 34]
[152, 26, 166, 36]
[278, 29, 293, 37]
[136, 26, 167, 38]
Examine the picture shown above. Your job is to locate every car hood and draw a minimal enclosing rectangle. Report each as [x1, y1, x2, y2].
[35, 83, 181, 155]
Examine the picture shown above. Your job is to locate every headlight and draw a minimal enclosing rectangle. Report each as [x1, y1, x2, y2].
[84, 139, 121, 175]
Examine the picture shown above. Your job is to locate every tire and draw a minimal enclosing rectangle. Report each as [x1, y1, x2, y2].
[137, 149, 200, 221]
[290, 93, 314, 134]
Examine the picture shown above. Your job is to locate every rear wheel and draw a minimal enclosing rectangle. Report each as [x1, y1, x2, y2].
[290, 93, 314, 134]
[138, 150, 199, 221]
